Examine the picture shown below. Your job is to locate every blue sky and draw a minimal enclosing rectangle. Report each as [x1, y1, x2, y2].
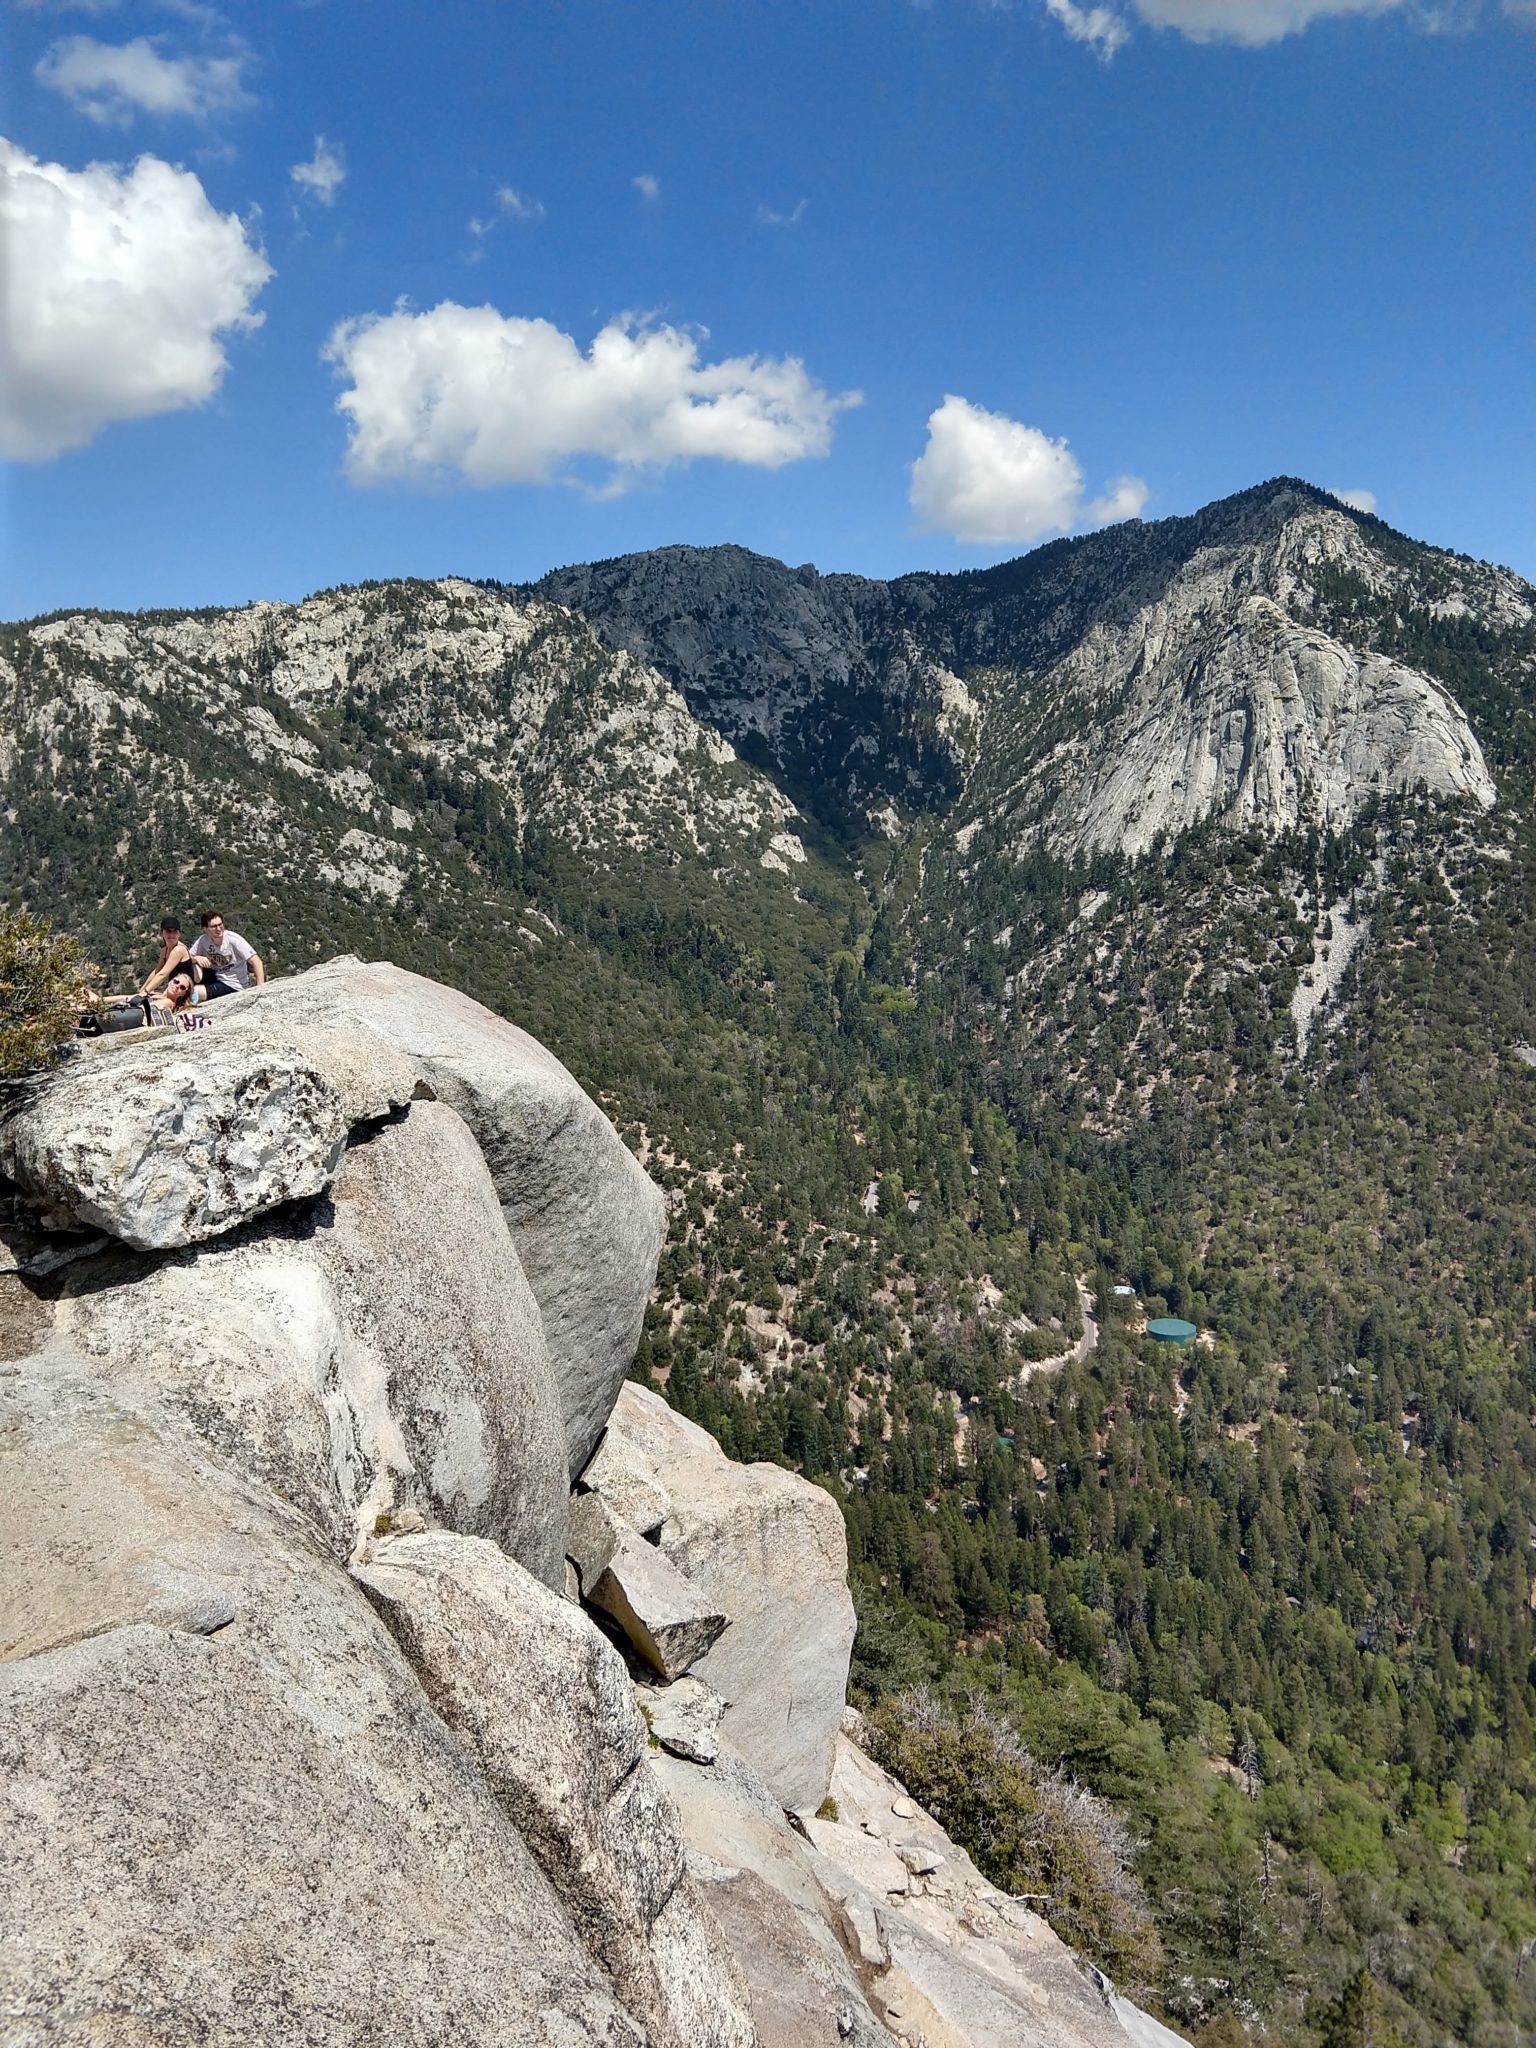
[2, 0, 1533, 616]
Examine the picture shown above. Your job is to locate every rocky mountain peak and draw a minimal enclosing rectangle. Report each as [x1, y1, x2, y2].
[529, 480, 1512, 862]
[1, 477, 1523, 933]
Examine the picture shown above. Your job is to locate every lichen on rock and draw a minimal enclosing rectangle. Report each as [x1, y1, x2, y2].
[0, 1031, 348, 1250]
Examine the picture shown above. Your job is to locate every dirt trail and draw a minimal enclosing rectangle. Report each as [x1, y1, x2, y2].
[1017, 1278, 1098, 1386]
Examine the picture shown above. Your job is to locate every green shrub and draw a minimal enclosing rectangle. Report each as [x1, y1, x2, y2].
[1015, 1325, 1072, 1363]
[867, 1689, 1161, 1990]
[0, 908, 93, 1080]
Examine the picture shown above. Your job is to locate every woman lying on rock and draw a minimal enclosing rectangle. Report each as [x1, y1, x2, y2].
[79, 963, 209, 1036]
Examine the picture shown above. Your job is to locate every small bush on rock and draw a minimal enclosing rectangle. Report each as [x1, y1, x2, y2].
[0, 909, 93, 1081]
[867, 1688, 1160, 1990]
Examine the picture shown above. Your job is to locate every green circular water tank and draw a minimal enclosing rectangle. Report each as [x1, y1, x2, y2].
[1146, 1317, 1198, 1344]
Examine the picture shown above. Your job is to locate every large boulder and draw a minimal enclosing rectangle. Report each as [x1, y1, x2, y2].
[56, 1099, 569, 1584]
[214, 1011, 422, 1123]
[0, 1032, 348, 1250]
[354, 1530, 756, 2048]
[585, 1383, 856, 1810]
[0, 1346, 650, 2048]
[223, 958, 667, 1475]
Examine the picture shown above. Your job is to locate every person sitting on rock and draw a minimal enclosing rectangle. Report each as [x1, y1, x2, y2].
[138, 916, 194, 995]
[189, 910, 265, 1000]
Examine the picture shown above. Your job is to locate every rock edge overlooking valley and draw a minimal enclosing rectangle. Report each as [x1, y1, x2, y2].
[1, 959, 1184, 2048]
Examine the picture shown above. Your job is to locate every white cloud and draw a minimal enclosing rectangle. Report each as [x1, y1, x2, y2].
[756, 198, 808, 227]
[35, 34, 251, 122]
[323, 304, 860, 490]
[0, 137, 271, 460]
[632, 172, 660, 201]
[495, 185, 543, 220]
[1129, 0, 1404, 41]
[1044, 0, 1131, 55]
[1042, 0, 1455, 47]
[290, 134, 344, 205]
[467, 184, 544, 244]
[1330, 486, 1378, 514]
[1087, 473, 1151, 523]
[910, 394, 1146, 546]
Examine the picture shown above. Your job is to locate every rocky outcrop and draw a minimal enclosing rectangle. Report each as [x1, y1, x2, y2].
[53, 1096, 570, 1582]
[353, 1529, 755, 2048]
[928, 496, 1501, 861]
[0, 955, 1180, 2048]
[0, 1031, 349, 1250]
[221, 958, 667, 1476]
[654, 1725, 1185, 2048]
[0, 959, 755, 2047]
[582, 1381, 857, 1811]
[1, 1346, 652, 2048]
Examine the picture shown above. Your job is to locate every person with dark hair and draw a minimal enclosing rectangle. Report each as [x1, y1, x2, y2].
[189, 910, 265, 999]
[139, 916, 196, 995]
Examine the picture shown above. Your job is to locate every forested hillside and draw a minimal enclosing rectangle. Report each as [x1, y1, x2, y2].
[5, 479, 1535, 2047]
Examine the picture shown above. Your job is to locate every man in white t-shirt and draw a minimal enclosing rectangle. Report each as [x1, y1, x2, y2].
[190, 910, 266, 999]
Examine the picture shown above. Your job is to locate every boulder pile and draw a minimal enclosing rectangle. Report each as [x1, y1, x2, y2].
[0, 958, 1183, 2048]
[576, 1380, 858, 1812]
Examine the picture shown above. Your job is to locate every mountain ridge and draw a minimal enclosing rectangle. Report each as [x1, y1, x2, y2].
[531, 478, 1518, 856]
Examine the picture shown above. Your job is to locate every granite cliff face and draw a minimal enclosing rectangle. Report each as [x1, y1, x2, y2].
[537, 487, 1510, 860]
[958, 505, 1499, 858]
[0, 962, 1185, 2048]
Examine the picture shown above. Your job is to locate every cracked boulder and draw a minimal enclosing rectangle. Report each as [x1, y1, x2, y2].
[0, 1032, 348, 1251]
